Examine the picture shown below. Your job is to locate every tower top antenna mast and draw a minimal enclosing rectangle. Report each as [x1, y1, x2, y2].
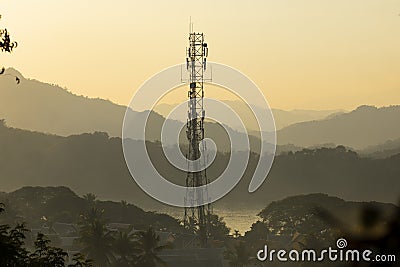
[189, 17, 194, 33]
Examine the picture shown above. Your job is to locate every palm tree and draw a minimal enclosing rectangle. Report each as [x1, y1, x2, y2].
[113, 226, 139, 267]
[135, 227, 170, 267]
[224, 241, 254, 267]
[78, 207, 115, 267]
[68, 253, 94, 267]
[208, 214, 230, 241]
[83, 193, 97, 208]
[120, 200, 128, 208]
[183, 216, 198, 235]
[120, 200, 129, 222]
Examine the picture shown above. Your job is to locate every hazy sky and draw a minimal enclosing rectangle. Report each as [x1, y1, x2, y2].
[0, 0, 399, 110]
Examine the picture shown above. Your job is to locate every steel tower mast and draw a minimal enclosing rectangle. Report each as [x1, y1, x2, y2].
[184, 29, 212, 248]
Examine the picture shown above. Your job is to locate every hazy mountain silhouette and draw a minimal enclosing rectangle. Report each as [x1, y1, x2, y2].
[154, 101, 342, 131]
[2, 68, 400, 152]
[0, 68, 335, 143]
[0, 68, 184, 142]
[277, 105, 400, 149]
[0, 122, 399, 210]
[360, 137, 400, 159]
[0, 68, 130, 136]
[0, 68, 271, 153]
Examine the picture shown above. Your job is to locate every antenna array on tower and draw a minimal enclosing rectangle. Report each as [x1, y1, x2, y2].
[183, 28, 212, 248]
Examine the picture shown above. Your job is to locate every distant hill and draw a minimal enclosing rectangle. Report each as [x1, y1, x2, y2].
[0, 68, 271, 153]
[0, 122, 399, 210]
[0, 68, 132, 136]
[0, 68, 336, 138]
[0, 186, 181, 231]
[0, 68, 184, 142]
[0, 68, 273, 139]
[360, 138, 400, 159]
[154, 101, 342, 131]
[277, 105, 400, 149]
[3, 68, 399, 150]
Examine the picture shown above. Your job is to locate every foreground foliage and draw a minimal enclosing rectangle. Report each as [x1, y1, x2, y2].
[0, 203, 90, 266]
[0, 202, 171, 267]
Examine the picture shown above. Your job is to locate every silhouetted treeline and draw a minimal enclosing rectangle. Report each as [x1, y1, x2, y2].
[0, 186, 181, 233]
[0, 200, 174, 267]
[228, 193, 400, 267]
[0, 121, 399, 209]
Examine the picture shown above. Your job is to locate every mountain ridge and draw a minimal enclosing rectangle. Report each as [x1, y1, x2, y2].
[0, 121, 399, 210]
[277, 105, 400, 149]
[2, 68, 400, 150]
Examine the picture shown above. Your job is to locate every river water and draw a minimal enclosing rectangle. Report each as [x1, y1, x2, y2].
[160, 207, 261, 235]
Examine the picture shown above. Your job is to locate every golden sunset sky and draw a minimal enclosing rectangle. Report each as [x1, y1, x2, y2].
[0, 0, 399, 110]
